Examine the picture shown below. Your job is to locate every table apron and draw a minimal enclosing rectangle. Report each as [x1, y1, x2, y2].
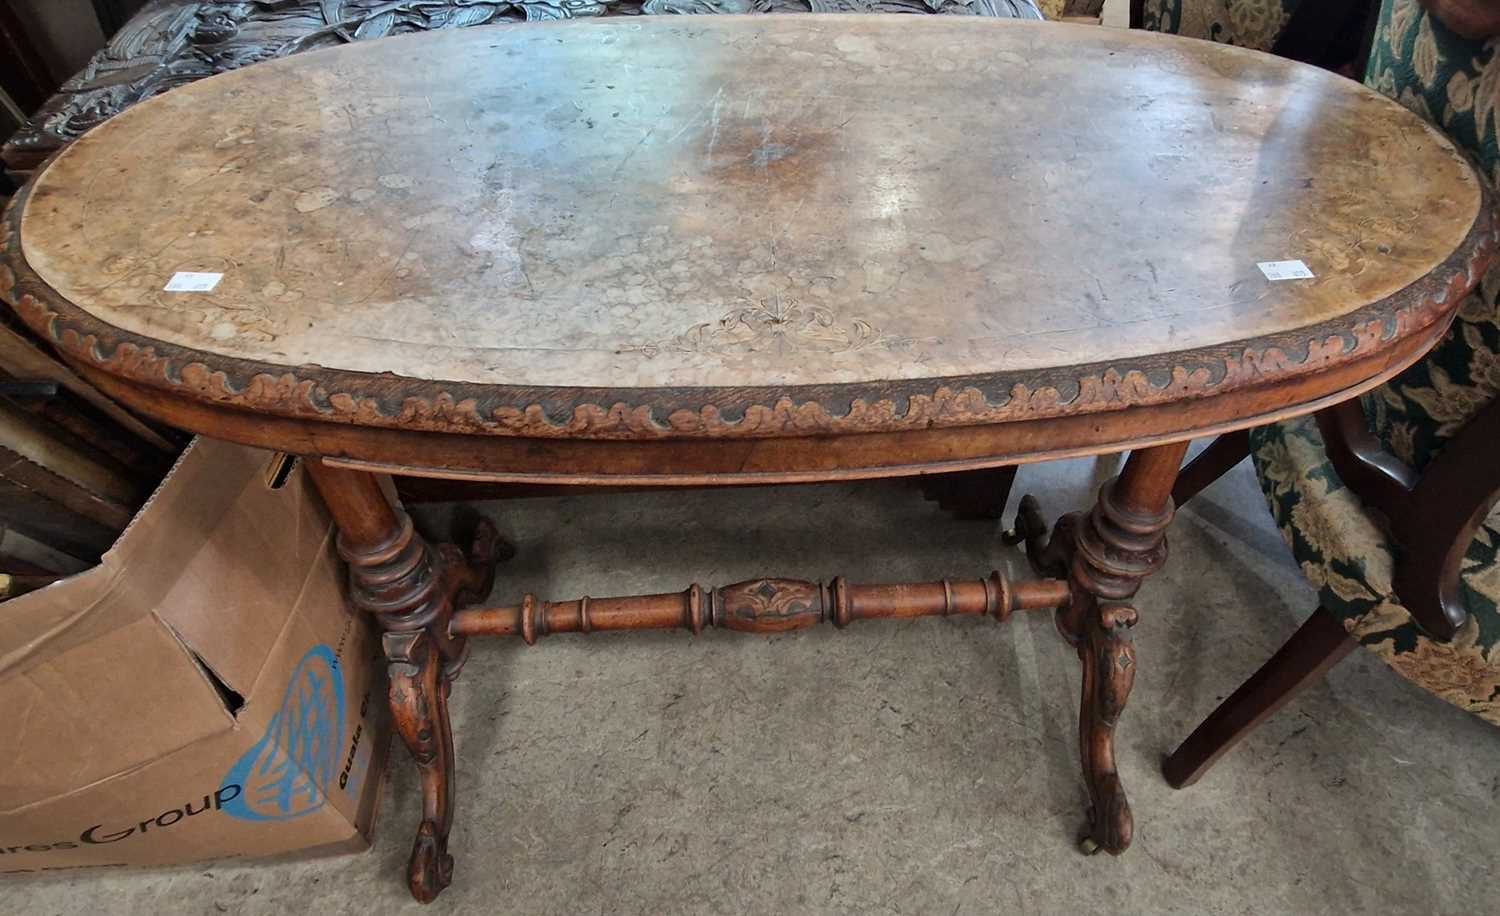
[68, 319, 1438, 485]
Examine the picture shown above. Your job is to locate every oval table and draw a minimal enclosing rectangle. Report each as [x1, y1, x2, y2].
[3, 15, 1494, 903]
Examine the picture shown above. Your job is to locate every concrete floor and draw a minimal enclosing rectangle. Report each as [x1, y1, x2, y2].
[6, 451, 1498, 914]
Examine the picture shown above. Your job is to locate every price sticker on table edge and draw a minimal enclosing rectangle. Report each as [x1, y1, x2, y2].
[164, 271, 223, 293]
[1257, 260, 1315, 281]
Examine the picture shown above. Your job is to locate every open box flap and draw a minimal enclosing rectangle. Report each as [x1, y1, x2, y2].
[0, 614, 234, 812]
[0, 439, 254, 679]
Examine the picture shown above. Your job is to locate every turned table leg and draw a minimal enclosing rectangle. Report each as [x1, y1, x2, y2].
[1055, 441, 1188, 855]
[304, 461, 498, 903]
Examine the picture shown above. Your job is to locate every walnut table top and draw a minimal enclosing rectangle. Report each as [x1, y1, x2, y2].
[3, 15, 1494, 474]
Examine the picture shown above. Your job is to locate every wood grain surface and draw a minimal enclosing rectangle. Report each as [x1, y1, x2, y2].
[0, 0, 1045, 178]
[4, 16, 1494, 443]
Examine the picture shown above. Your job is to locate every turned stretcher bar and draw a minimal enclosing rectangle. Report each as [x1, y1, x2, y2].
[450, 572, 1073, 643]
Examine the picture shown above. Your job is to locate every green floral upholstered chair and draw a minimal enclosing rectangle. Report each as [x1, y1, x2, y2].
[1163, 0, 1500, 787]
[1137, 0, 1302, 50]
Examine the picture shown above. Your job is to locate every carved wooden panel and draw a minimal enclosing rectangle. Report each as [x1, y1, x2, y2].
[1, 0, 1042, 178]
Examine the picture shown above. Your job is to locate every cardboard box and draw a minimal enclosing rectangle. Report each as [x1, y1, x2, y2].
[0, 439, 388, 877]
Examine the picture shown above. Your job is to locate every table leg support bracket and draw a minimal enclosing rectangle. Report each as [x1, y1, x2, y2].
[450, 571, 1072, 643]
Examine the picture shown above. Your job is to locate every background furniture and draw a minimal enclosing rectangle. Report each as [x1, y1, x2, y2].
[1136, 0, 1301, 49]
[89, 0, 151, 35]
[0, 288, 178, 584]
[1135, 0, 1380, 72]
[1163, 0, 1500, 788]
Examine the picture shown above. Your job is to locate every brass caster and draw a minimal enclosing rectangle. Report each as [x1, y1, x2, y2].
[1079, 835, 1103, 855]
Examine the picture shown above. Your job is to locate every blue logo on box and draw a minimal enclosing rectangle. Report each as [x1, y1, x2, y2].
[222, 645, 344, 822]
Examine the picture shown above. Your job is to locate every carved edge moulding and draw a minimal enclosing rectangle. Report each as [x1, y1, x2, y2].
[2, 184, 1497, 443]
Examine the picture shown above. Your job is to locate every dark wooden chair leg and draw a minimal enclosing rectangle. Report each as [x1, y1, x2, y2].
[920, 465, 1018, 520]
[1163, 606, 1357, 789]
[1170, 430, 1251, 508]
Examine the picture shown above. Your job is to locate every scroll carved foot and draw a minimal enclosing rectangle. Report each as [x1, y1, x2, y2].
[303, 466, 503, 903]
[386, 630, 457, 905]
[448, 511, 510, 606]
[1078, 602, 1138, 855]
[1060, 442, 1186, 858]
[386, 516, 503, 901]
[1003, 494, 1079, 582]
[409, 821, 455, 903]
[1002, 488, 1142, 853]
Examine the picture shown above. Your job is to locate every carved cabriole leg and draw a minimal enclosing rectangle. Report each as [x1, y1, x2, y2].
[1064, 441, 1189, 856]
[384, 629, 458, 903]
[304, 461, 495, 904]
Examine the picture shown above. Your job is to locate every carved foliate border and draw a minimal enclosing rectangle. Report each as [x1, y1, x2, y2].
[3, 181, 1496, 442]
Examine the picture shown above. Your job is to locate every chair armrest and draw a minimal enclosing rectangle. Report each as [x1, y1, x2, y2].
[1392, 396, 1500, 640]
[1315, 398, 1418, 522]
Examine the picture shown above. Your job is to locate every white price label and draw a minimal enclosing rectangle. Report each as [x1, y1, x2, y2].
[1257, 260, 1314, 281]
[164, 271, 223, 292]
